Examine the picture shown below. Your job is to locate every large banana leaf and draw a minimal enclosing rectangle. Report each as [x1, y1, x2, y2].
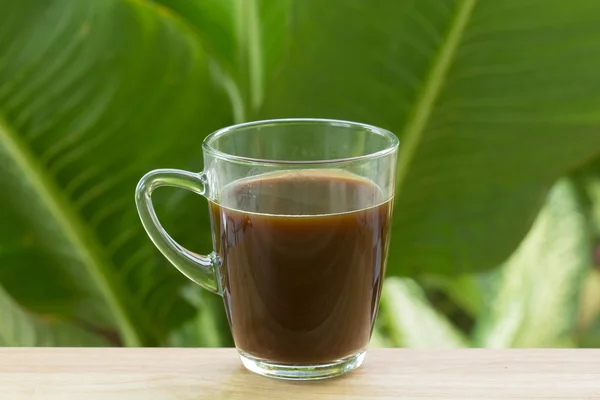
[0, 0, 231, 346]
[474, 180, 590, 347]
[257, 0, 600, 276]
[4, 0, 600, 349]
[140, 1, 600, 280]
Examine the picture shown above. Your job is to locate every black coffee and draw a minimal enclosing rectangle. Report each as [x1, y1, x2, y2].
[209, 170, 392, 364]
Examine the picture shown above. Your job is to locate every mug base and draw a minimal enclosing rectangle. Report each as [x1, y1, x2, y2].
[238, 349, 366, 380]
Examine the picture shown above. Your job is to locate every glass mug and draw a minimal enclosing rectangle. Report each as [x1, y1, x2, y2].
[135, 119, 398, 380]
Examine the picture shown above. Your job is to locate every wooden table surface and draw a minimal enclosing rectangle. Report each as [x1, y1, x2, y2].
[1, 348, 600, 399]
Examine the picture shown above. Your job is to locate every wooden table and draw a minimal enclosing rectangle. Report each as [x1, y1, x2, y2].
[1, 348, 599, 399]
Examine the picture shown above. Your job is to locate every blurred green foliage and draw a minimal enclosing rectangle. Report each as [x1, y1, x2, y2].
[1, 0, 600, 348]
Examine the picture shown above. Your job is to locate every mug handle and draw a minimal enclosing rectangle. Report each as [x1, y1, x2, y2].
[135, 169, 221, 295]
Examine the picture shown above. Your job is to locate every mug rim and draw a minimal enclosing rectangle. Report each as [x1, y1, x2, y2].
[202, 118, 399, 165]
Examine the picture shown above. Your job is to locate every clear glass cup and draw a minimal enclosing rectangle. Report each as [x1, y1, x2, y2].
[135, 119, 398, 380]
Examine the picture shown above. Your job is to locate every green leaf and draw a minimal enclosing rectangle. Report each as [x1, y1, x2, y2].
[0, 0, 230, 346]
[153, 0, 291, 121]
[377, 278, 468, 348]
[0, 284, 108, 346]
[474, 180, 590, 347]
[260, 0, 600, 277]
[167, 284, 233, 347]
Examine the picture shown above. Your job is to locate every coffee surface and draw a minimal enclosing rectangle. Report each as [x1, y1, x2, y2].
[209, 170, 392, 363]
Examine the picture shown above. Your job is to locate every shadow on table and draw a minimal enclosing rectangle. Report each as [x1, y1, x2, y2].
[205, 366, 355, 399]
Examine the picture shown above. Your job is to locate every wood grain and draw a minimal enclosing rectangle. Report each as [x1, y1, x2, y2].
[1, 348, 599, 399]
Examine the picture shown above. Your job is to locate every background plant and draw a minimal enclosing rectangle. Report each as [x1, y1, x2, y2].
[1, 0, 600, 348]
